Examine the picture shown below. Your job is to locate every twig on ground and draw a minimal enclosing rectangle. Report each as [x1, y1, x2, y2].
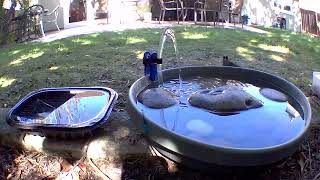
[308, 142, 313, 171]
[26, 157, 37, 166]
[88, 158, 112, 180]
[99, 80, 113, 83]
[312, 171, 320, 180]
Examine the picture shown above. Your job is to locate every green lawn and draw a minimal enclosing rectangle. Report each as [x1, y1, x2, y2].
[0, 26, 320, 108]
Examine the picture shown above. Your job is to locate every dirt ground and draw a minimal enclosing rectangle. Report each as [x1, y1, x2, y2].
[0, 124, 319, 180]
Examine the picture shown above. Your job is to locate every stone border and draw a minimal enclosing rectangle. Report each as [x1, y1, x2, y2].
[0, 108, 149, 160]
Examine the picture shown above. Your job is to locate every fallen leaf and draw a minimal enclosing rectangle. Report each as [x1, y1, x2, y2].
[60, 159, 73, 172]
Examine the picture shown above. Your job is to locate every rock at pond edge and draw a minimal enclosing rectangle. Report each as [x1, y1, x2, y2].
[260, 88, 288, 102]
[138, 88, 178, 109]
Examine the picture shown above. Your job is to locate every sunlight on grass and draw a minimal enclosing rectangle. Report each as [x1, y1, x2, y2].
[57, 45, 69, 52]
[9, 49, 21, 56]
[90, 33, 99, 38]
[0, 26, 319, 109]
[49, 66, 59, 70]
[0, 77, 16, 87]
[9, 50, 44, 66]
[258, 44, 291, 54]
[135, 50, 144, 59]
[280, 34, 291, 41]
[236, 47, 255, 61]
[314, 45, 320, 53]
[126, 37, 147, 44]
[267, 33, 273, 38]
[270, 54, 286, 62]
[72, 38, 93, 45]
[181, 32, 208, 39]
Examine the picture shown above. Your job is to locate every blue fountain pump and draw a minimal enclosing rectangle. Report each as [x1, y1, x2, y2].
[143, 51, 162, 81]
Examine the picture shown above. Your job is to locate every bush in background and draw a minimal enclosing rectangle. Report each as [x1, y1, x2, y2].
[0, 0, 31, 45]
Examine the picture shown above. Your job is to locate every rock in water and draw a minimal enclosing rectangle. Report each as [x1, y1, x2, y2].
[260, 88, 288, 102]
[139, 88, 178, 109]
[189, 86, 263, 112]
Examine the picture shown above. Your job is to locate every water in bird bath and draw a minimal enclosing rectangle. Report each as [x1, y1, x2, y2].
[137, 77, 305, 149]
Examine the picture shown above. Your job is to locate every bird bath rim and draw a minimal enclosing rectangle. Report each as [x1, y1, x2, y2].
[127, 65, 311, 166]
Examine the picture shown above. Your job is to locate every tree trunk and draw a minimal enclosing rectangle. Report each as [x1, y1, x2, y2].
[1, 0, 17, 44]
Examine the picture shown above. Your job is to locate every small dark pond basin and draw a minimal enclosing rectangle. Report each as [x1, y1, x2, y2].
[7, 87, 118, 138]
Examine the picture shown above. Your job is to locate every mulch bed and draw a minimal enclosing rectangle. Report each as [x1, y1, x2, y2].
[0, 125, 319, 180]
[0, 146, 100, 180]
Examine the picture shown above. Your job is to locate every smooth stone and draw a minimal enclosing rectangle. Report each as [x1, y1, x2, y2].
[139, 88, 178, 109]
[189, 88, 263, 112]
[209, 85, 241, 94]
[260, 88, 288, 102]
[199, 85, 242, 95]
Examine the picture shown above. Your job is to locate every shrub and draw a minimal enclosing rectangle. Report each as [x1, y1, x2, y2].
[0, 0, 31, 45]
[0, 0, 4, 17]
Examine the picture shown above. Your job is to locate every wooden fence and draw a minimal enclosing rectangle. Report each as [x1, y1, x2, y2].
[301, 8, 320, 37]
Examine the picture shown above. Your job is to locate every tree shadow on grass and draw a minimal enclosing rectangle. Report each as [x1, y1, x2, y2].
[1, 26, 320, 108]
[0, 29, 160, 109]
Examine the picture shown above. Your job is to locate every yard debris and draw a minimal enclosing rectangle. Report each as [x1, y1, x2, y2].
[60, 159, 74, 172]
[58, 160, 88, 180]
[1, 126, 320, 179]
[88, 158, 112, 180]
[0, 111, 320, 179]
[57, 166, 81, 180]
[98, 73, 113, 83]
[0, 146, 61, 179]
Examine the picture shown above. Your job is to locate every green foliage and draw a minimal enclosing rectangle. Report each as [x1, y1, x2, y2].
[0, 0, 6, 45]
[0, 0, 4, 17]
[0, 0, 32, 45]
[18, 0, 29, 11]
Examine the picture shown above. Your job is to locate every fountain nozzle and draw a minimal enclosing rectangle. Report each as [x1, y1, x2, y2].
[143, 51, 162, 81]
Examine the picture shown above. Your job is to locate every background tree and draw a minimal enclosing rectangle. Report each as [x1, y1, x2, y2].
[0, 0, 30, 45]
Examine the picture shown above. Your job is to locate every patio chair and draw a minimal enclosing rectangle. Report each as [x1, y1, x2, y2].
[227, 1, 243, 27]
[194, 0, 221, 24]
[158, 0, 184, 24]
[43, 5, 60, 33]
[194, 0, 207, 23]
[180, 0, 195, 21]
[19, 5, 45, 41]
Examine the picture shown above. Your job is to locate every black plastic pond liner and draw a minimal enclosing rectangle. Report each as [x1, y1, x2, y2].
[6, 87, 118, 139]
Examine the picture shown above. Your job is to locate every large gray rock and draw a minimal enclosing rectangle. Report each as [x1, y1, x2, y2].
[189, 86, 263, 112]
[139, 88, 178, 109]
